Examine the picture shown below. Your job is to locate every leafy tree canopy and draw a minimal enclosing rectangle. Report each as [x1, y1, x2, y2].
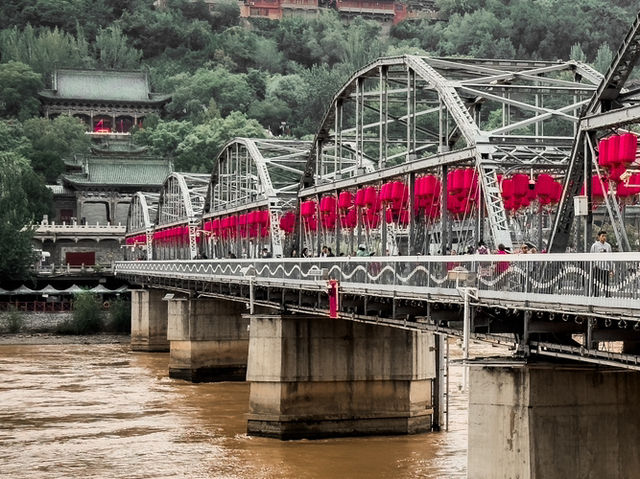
[0, 61, 43, 121]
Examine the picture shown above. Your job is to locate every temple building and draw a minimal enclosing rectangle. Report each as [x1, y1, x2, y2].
[34, 69, 173, 269]
[39, 69, 171, 133]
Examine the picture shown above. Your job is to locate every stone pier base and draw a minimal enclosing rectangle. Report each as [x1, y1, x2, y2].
[246, 315, 436, 439]
[167, 297, 249, 382]
[468, 361, 640, 479]
[130, 289, 169, 352]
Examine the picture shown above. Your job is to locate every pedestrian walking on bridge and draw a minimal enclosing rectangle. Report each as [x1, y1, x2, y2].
[590, 230, 612, 297]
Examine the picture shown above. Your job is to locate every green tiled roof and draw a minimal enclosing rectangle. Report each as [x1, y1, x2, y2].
[39, 69, 170, 103]
[63, 158, 172, 186]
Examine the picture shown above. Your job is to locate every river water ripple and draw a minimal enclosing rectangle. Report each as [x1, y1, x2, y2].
[0, 340, 504, 478]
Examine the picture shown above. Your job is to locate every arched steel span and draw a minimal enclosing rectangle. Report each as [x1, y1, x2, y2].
[203, 138, 311, 258]
[302, 54, 601, 250]
[125, 191, 158, 259]
[157, 172, 210, 259]
[550, 10, 640, 253]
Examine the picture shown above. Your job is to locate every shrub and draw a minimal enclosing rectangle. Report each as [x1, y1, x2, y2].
[4, 308, 24, 333]
[57, 291, 103, 334]
[107, 297, 131, 333]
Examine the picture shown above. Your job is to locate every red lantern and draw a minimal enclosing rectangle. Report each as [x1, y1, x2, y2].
[609, 164, 626, 182]
[463, 169, 476, 192]
[592, 175, 609, 198]
[452, 168, 465, 194]
[501, 178, 514, 199]
[535, 174, 554, 198]
[608, 135, 620, 165]
[598, 138, 610, 167]
[338, 191, 353, 210]
[512, 174, 529, 198]
[301, 201, 316, 217]
[550, 181, 563, 204]
[619, 133, 638, 164]
[364, 187, 377, 206]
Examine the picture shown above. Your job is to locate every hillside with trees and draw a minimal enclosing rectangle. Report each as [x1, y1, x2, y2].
[1, 0, 635, 277]
[1, 0, 637, 175]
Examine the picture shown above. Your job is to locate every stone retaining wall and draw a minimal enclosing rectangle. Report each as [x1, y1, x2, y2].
[0, 312, 73, 333]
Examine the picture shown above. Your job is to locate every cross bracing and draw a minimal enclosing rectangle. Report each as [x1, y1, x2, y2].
[302, 55, 601, 251]
[126, 192, 159, 259]
[202, 138, 311, 258]
[157, 172, 210, 227]
[549, 10, 640, 253]
[156, 172, 210, 259]
[126, 192, 158, 235]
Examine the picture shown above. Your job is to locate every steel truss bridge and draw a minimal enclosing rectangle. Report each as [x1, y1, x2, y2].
[119, 11, 640, 371]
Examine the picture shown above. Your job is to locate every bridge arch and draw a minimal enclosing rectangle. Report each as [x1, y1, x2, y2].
[124, 192, 158, 260]
[300, 55, 601, 255]
[202, 138, 311, 259]
[155, 172, 209, 260]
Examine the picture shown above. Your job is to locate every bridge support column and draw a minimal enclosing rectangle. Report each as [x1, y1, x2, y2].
[167, 297, 249, 382]
[246, 314, 436, 439]
[130, 289, 169, 352]
[468, 361, 640, 479]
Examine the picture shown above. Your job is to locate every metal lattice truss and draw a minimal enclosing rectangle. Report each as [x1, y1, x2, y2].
[304, 55, 602, 249]
[204, 138, 311, 257]
[550, 11, 640, 252]
[157, 172, 210, 259]
[126, 191, 159, 258]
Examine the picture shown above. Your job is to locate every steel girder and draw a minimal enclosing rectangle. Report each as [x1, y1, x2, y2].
[303, 55, 600, 250]
[126, 191, 158, 259]
[204, 138, 311, 258]
[550, 10, 640, 253]
[156, 172, 209, 259]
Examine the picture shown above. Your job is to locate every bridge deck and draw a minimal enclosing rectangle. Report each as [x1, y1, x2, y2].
[116, 253, 640, 370]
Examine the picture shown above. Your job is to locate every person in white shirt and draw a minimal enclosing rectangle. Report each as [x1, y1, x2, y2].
[590, 230, 612, 296]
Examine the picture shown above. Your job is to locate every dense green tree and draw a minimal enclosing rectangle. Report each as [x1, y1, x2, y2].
[209, 0, 241, 30]
[94, 25, 142, 69]
[175, 112, 265, 172]
[570, 44, 587, 63]
[0, 61, 43, 121]
[133, 119, 192, 159]
[119, 8, 190, 58]
[23, 116, 90, 182]
[594, 44, 614, 74]
[248, 99, 292, 134]
[0, 25, 93, 76]
[0, 120, 32, 157]
[0, 152, 51, 280]
[165, 67, 256, 120]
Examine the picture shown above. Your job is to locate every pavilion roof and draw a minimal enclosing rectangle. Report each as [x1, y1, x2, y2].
[39, 69, 171, 104]
[62, 157, 172, 187]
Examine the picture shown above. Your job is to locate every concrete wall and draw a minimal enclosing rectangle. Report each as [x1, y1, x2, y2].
[130, 289, 169, 352]
[247, 315, 436, 439]
[35, 238, 123, 266]
[468, 362, 640, 479]
[167, 297, 249, 382]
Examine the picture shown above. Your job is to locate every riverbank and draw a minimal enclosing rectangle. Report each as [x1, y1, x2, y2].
[0, 333, 129, 345]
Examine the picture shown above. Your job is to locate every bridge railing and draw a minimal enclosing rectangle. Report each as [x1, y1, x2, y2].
[115, 253, 640, 308]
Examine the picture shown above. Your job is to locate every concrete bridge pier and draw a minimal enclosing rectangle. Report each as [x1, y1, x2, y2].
[468, 361, 640, 479]
[167, 297, 249, 382]
[246, 314, 437, 439]
[130, 289, 169, 352]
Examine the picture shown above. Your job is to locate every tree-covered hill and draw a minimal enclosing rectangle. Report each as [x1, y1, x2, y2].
[1, 0, 638, 174]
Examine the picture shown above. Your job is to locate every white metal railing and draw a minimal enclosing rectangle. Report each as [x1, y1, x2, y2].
[32, 221, 126, 235]
[115, 253, 640, 310]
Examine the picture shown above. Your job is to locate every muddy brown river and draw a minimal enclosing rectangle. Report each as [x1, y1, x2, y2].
[0, 339, 505, 478]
